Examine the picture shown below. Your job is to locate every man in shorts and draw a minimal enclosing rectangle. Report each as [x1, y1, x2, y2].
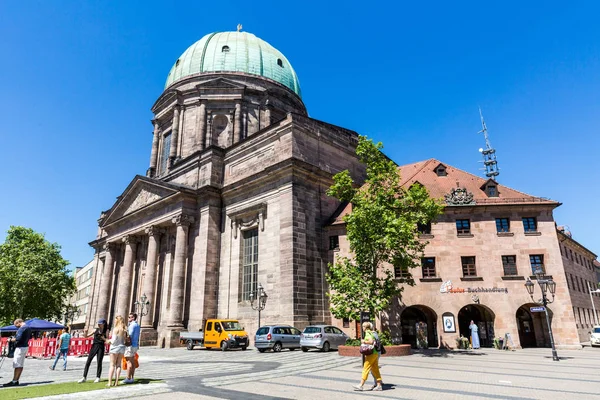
[123, 313, 140, 384]
[3, 318, 31, 387]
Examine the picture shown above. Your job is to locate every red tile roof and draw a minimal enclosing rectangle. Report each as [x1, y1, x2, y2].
[329, 158, 559, 225]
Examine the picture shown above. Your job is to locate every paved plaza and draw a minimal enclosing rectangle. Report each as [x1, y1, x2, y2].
[1, 346, 600, 399]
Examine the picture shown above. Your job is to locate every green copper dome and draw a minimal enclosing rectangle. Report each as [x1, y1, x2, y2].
[165, 31, 302, 98]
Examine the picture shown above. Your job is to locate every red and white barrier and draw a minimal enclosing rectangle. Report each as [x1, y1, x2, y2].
[1, 337, 110, 359]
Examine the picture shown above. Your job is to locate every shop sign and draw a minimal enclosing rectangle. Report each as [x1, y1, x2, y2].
[530, 306, 546, 313]
[440, 280, 508, 294]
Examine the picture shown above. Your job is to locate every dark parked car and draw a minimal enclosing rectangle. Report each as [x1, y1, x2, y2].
[255, 325, 302, 352]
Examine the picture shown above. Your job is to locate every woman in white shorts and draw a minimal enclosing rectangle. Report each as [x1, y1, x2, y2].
[107, 315, 126, 387]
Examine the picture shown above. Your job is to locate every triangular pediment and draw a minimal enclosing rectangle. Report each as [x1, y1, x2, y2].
[101, 176, 183, 226]
[196, 77, 246, 90]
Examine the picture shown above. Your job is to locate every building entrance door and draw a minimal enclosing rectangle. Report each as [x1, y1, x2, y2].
[400, 305, 438, 348]
[516, 306, 537, 347]
[458, 304, 495, 347]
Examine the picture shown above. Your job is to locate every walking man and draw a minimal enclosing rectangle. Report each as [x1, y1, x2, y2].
[50, 326, 71, 371]
[3, 318, 32, 387]
[78, 319, 108, 383]
[123, 313, 140, 384]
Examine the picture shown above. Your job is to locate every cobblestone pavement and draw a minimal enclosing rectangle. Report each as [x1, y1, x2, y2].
[2, 346, 600, 399]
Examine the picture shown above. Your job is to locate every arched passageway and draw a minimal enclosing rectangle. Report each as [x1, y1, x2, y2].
[400, 305, 438, 348]
[516, 304, 553, 348]
[458, 304, 495, 347]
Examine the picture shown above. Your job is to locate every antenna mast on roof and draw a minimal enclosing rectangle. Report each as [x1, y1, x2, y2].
[477, 107, 500, 180]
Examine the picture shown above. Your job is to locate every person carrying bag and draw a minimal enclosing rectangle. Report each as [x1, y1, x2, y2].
[353, 322, 383, 392]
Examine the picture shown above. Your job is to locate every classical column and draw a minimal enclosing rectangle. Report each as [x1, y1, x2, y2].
[167, 214, 193, 327]
[147, 120, 160, 177]
[116, 235, 138, 318]
[234, 101, 242, 144]
[96, 243, 115, 321]
[198, 102, 206, 151]
[206, 112, 213, 147]
[141, 226, 161, 328]
[264, 106, 271, 128]
[169, 106, 180, 165]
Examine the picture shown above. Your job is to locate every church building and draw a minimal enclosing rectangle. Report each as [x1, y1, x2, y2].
[86, 30, 365, 347]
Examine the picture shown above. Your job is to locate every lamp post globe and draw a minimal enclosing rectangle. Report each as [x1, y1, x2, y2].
[524, 273, 559, 361]
[250, 283, 267, 329]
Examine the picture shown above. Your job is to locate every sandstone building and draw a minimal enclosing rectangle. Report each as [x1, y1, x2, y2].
[329, 159, 597, 349]
[85, 30, 365, 346]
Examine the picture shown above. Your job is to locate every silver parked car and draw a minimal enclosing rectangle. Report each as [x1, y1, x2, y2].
[255, 325, 302, 352]
[300, 325, 349, 352]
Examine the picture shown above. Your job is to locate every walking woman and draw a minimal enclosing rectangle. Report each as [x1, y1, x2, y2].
[78, 319, 108, 383]
[469, 320, 480, 349]
[353, 322, 383, 391]
[107, 316, 127, 387]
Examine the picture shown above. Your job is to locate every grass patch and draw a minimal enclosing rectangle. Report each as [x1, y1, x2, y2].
[0, 378, 161, 400]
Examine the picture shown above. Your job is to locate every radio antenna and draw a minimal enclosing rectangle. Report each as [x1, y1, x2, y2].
[477, 107, 500, 180]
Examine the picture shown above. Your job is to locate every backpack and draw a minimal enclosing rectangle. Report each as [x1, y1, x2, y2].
[374, 334, 386, 355]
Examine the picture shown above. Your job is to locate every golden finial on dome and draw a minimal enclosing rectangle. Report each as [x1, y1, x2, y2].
[237, 24, 242, 32]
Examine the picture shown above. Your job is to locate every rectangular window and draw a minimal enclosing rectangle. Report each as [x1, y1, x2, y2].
[159, 133, 171, 174]
[529, 254, 544, 275]
[495, 218, 510, 233]
[569, 249, 573, 260]
[522, 217, 537, 233]
[487, 185, 497, 197]
[576, 276, 581, 292]
[342, 318, 350, 328]
[501, 255, 518, 276]
[456, 219, 471, 235]
[329, 235, 339, 250]
[418, 222, 432, 234]
[421, 257, 436, 278]
[461, 256, 477, 277]
[241, 229, 259, 301]
[394, 265, 408, 279]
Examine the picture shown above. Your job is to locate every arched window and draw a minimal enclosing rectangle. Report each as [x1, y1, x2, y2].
[277, 58, 283, 67]
[222, 45, 230, 53]
[175, 59, 180, 67]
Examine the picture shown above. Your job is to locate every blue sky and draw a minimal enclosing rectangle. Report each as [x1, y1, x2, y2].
[1, 1, 598, 269]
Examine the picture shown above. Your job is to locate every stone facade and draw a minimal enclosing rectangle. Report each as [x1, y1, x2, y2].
[69, 259, 94, 330]
[558, 229, 600, 341]
[328, 159, 596, 350]
[85, 33, 366, 347]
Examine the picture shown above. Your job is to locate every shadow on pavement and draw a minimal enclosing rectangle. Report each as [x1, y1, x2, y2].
[414, 349, 488, 357]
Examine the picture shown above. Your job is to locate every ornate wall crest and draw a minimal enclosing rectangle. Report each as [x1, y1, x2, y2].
[444, 186, 476, 206]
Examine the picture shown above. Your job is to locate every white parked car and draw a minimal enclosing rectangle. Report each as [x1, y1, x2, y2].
[300, 325, 349, 352]
[590, 326, 600, 347]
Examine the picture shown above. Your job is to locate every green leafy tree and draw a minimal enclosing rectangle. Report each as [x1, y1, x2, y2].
[0, 226, 75, 325]
[326, 136, 443, 322]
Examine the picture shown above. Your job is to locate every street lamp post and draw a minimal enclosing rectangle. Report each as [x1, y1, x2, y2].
[249, 283, 268, 328]
[134, 293, 151, 319]
[525, 269, 559, 361]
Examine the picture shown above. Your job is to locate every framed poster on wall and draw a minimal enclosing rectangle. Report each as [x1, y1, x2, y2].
[442, 313, 456, 333]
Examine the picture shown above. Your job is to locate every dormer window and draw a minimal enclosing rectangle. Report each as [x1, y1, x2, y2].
[222, 45, 230, 53]
[175, 59, 181, 67]
[481, 179, 499, 197]
[434, 164, 447, 176]
[277, 58, 283, 67]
